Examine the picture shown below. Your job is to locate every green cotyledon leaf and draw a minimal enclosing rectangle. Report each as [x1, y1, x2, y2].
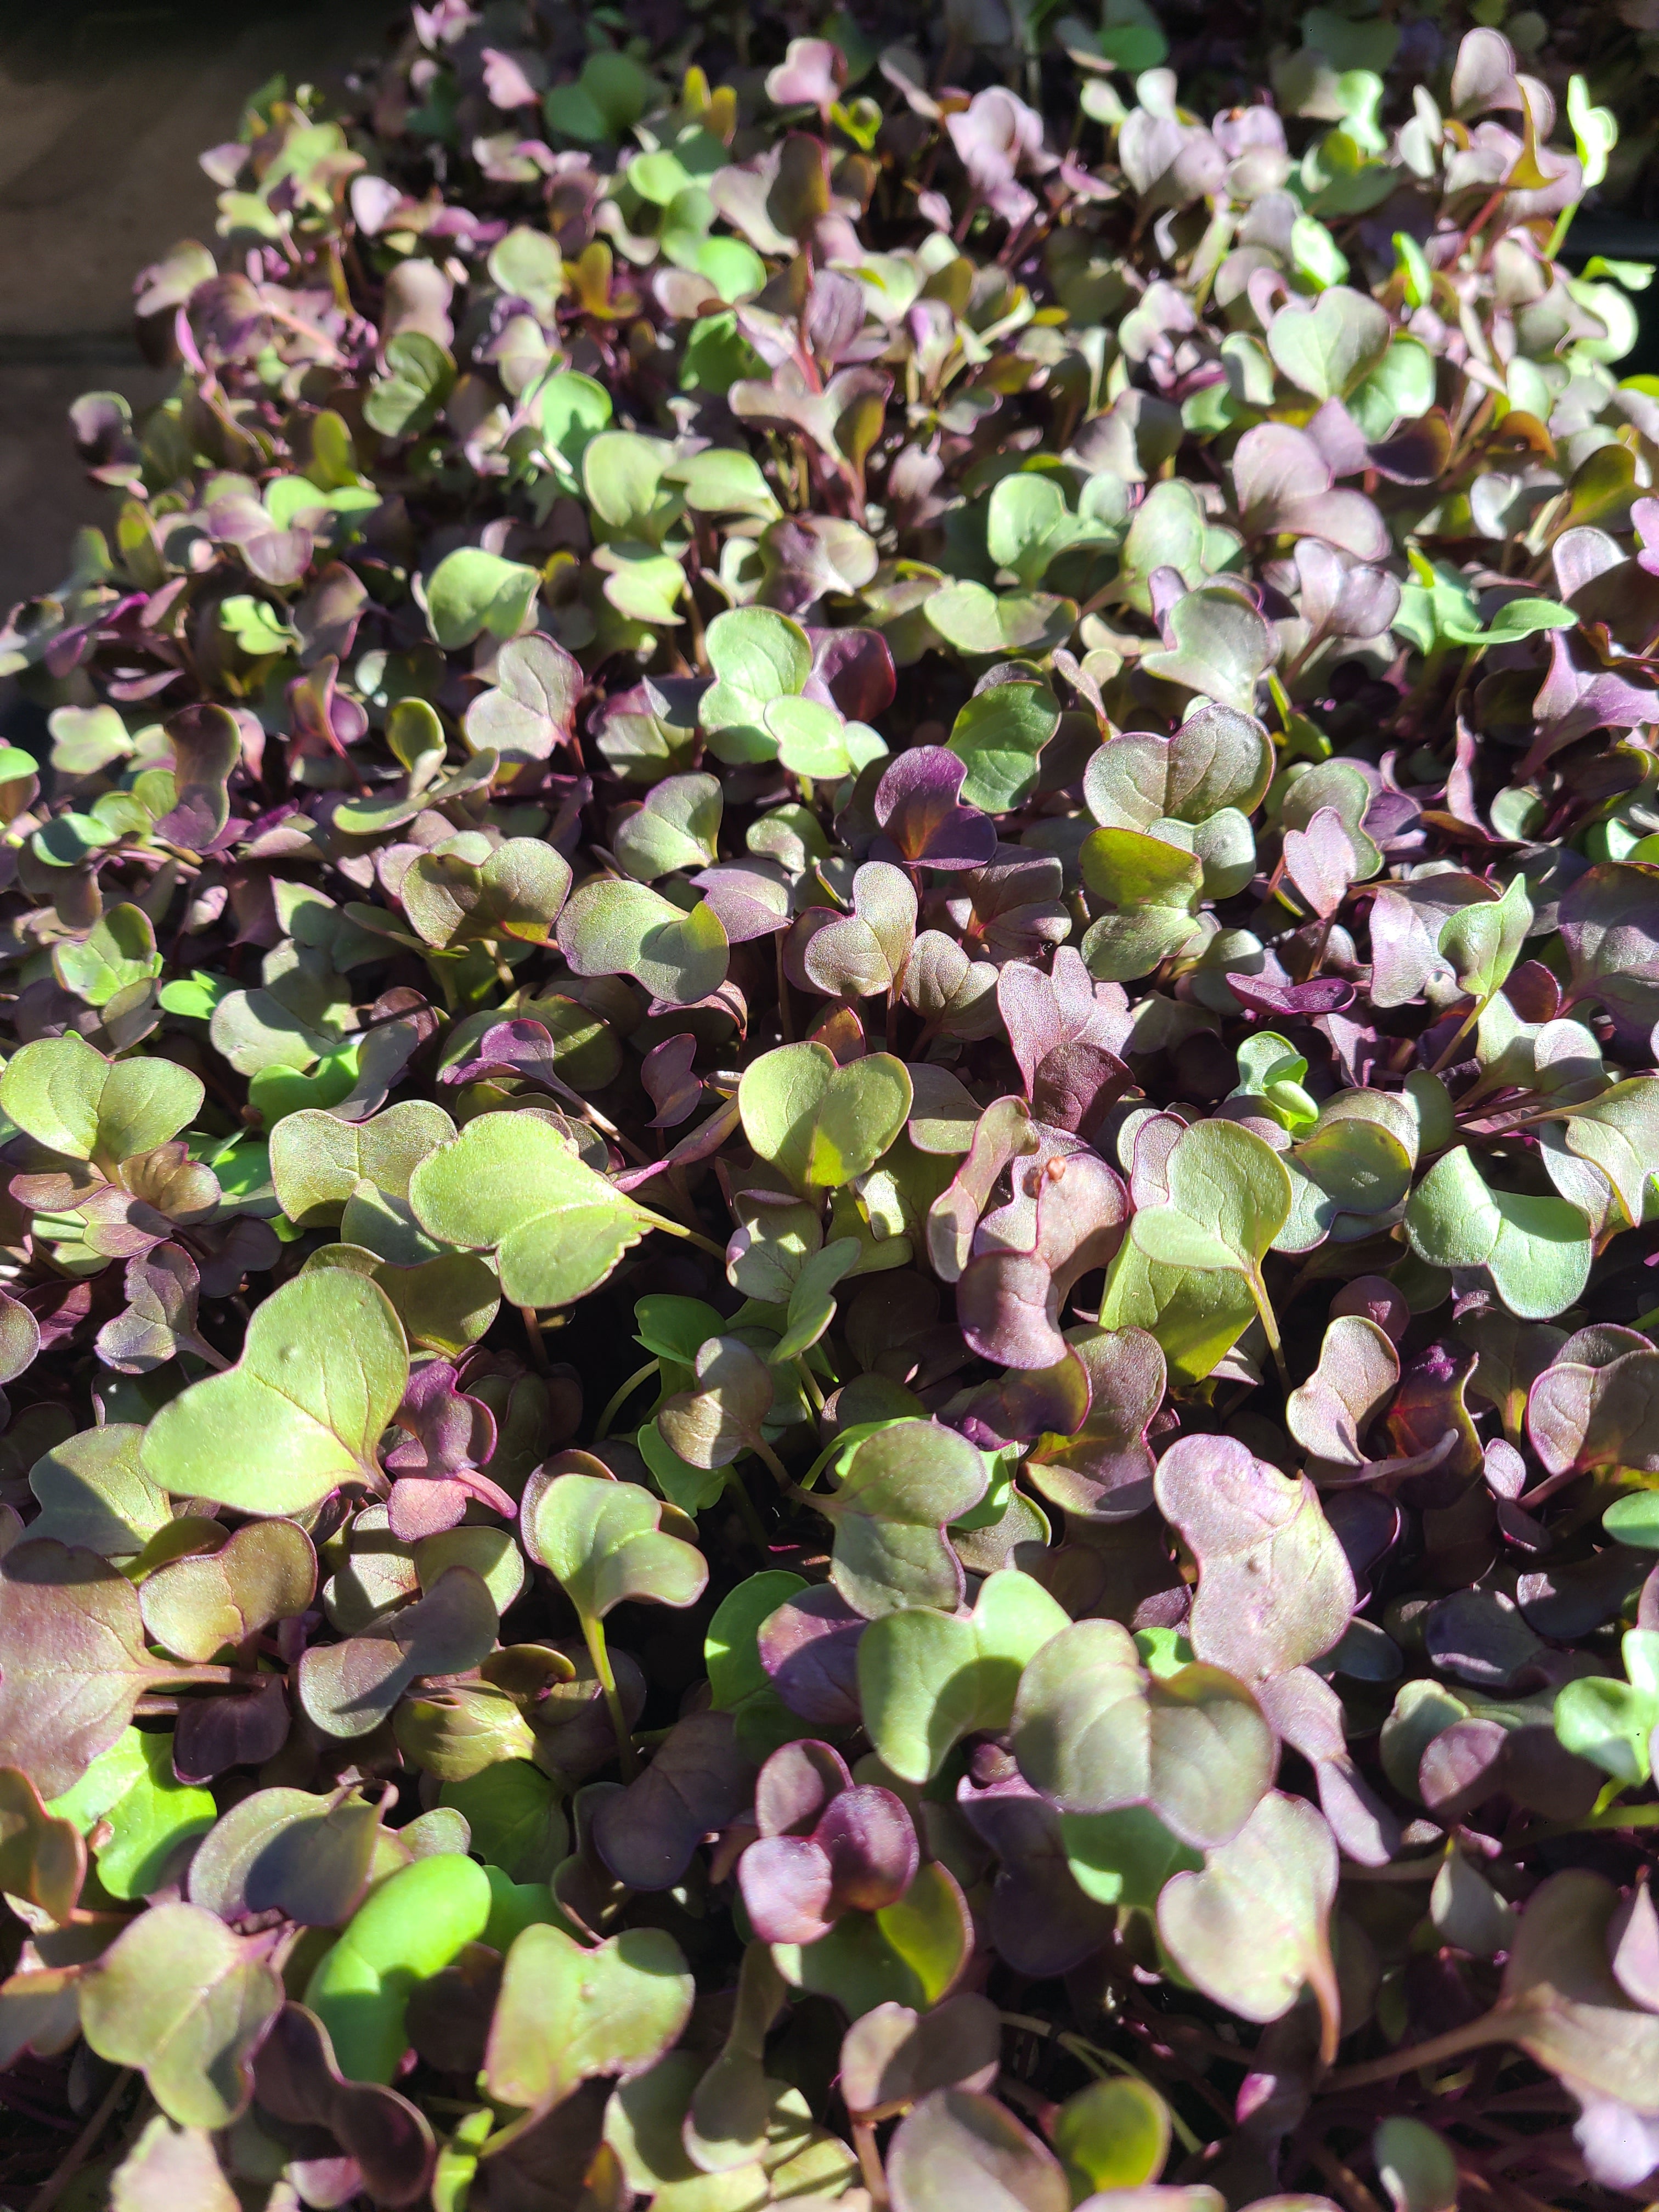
[140, 1271, 409, 1514]
[408, 1110, 649, 1309]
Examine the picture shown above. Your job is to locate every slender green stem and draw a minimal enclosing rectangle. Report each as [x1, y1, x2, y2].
[631, 1205, 727, 1261]
[1323, 2015, 1499, 2092]
[520, 1305, 548, 1370]
[1530, 1798, 1659, 1841]
[798, 1437, 841, 1491]
[1545, 198, 1581, 262]
[748, 1433, 793, 1490]
[1056, 2034, 1202, 2155]
[1249, 1268, 1290, 1393]
[724, 1465, 771, 1548]
[594, 1360, 659, 1443]
[794, 1357, 826, 1417]
[797, 1417, 887, 1492]
[1428, 996, 1485, 1076]
[580, 1609, 639, 1780]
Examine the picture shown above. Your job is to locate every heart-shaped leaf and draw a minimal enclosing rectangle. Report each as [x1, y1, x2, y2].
[1128, 1120, 1291, 1368]
[1405, 1148, 1592, 1320]
[946, 682, 1061, 814]
[557, 877, 729, 1005]
[957, 1150, 1130, 1370]
[1156, 1790, 1341, 2061]
[1011, 1619, 1276, 1847]
[1130, 1118, 1291, 1279]
[887, 2089, 1069, 2212]
[1141, 588, 1276, 712]
[424, 548, 538, 649]
[859, 1570, 1069, 1782]
[80, 1900, 283, 2126]
[139, 1521, 315, 1663]
[2, 1034, 203, 1168]
[657, 1335, 776, 1468]
[738, 1040, 912, 1197]
[1267, 286, 1392, 399]
[401, 839, 572, 950]
[409, 1111, 647, 1309]
[483, 1922, 695, 2114]
[823, 1420, 989, 1617]
[462, 633, 582, 766]
[1154, 1435, 1357, 1683]
[526, 1472, 708, 1619]
[613, 772, 722, 882]
[699, 606, 813, 761]
[141, 1271, 408, 1514]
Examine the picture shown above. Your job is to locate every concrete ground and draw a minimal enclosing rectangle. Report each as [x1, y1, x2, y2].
[0, 0, 403, 616]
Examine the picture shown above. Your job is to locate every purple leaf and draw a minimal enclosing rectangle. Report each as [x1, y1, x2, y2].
[738, 1776, 917, 1942]
[756, 1739, 854, 1837]
[641, 1034, 702, 1128]
[757, 1588, 866, 1726]
[1559, 862, 1659, 1045]
[1232, 424, 1389, 561]
[872, 748, 997, 872]
[385, 1360, 498, 1478]
[956, 1771, 1117, 1975]
[957, 1149, 1129, 1370]
[1527, 631, 1659, 772]
[253, 2003, 435, 2208]
[592, 1710, 755, 1891]
[1025, 1327, 1166, 1522]
[997, 949, 1131, 1138]
[1224, 972, 1355, 1017]
[805, 628, 898, 721]
[1154, 1436, 1357, 1684]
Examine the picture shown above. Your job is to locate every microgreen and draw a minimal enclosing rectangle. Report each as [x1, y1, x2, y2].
[4, 5, 1659, 2203]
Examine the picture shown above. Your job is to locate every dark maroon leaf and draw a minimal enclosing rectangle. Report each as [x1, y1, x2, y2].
[591, 1711, 755, 1891]
[757, 1591, 865, 1728]
[253, 2004, 436, 2207]
[873, 748, 997, 872]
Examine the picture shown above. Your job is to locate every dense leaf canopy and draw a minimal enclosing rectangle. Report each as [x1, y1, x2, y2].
[2, 1, 1659, 2208]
